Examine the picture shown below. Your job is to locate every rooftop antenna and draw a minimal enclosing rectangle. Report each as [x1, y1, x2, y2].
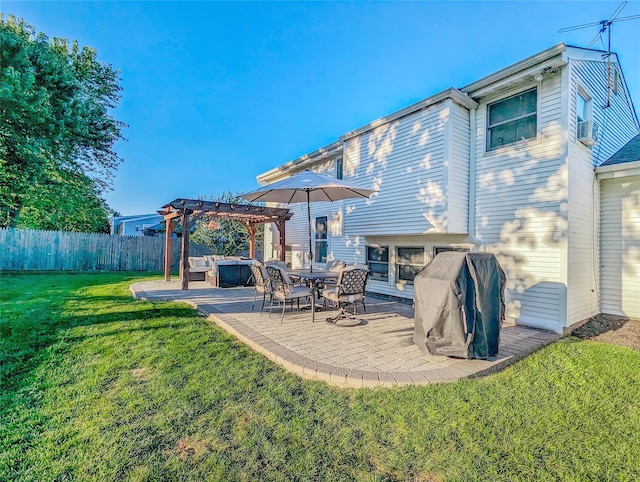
[558, 1, 640, 107]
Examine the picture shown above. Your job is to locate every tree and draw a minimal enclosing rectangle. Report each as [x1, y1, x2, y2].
[191, 191, 263, 257]
[0, 14, 125, 229]
[15, 167, 111, 233]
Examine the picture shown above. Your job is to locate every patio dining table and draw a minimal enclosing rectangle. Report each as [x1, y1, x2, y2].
[285, 268, 338, 322]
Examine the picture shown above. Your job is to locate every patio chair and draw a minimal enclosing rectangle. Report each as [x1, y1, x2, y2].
[320, 265, 369, 323]
[316, 259, 345, 293]
[325, 259, 346, 272]
[266, 265, 313, 323]
[249, 260, 272, 312]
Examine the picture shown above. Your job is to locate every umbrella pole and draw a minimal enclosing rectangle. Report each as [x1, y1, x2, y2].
[307, 190, 313, 272]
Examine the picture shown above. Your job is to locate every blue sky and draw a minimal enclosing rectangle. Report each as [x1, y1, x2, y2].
[3, 1, 639, 216]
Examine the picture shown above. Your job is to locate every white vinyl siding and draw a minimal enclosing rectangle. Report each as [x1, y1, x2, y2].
[600, 175, 640, 318]
[342, 98, 470, 236]
[473, 72, 567, 333]
[283, 202, 308, 268]
[570, 59, 639, 165]
[258, 46, 640, 321]
[447, 103, 471, 233]
[566, 58, 640, 325]
[566, 139, 600, 324]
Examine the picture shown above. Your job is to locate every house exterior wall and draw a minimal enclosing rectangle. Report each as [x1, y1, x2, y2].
[110, 215, 162, 236]
[329, 97, 474, 299]
[472, 71, 568, 332]
[334, 233, 473, 299]
[342, 98, 465, 235]
[569, 57, 639, 165]
[566, 56, 640, 326]
[600, 175, 640, 318]
[256, 45, 638, 333]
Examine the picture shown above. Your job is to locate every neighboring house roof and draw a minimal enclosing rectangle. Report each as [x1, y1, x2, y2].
[596, 134, 640, 179]
[600, 134, 640, 166]
[111, 214, 162, 223]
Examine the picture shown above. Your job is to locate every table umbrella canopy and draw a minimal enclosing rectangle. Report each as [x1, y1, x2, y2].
[241, 170, 376, 204]
[241, 170, 376, 270]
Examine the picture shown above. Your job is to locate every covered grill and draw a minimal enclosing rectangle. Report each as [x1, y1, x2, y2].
[413, 252, 506, 359]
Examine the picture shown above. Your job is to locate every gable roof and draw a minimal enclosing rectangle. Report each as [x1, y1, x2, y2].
[600, 134, 640, 166]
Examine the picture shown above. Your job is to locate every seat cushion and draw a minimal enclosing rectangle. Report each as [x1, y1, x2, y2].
[189, 257, 207, 268]
[320, 287, 339, 303]
[274, 286, 313, 301]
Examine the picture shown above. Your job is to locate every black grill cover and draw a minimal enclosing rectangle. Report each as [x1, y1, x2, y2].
[413, 252, 506, 359]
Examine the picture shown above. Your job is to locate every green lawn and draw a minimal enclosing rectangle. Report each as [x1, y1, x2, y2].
[1, 272, 639, 481]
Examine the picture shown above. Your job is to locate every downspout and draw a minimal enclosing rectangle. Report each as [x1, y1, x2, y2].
[468, 107, 485, 251]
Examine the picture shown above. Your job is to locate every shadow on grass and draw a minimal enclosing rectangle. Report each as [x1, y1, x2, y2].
[61, 306, 199, 332]
[0, 273, 197, 395]
[63, 318, 198, 343]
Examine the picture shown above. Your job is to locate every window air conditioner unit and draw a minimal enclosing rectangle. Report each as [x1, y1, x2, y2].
[577, 120, 600, 147]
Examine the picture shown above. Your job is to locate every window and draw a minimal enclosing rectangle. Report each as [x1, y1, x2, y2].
[487, 88, 537, 150]
[576, 91, 588, 124]
[433, 246, 469, 257]
[314, 216, 328, 263]
[367, 245, 389, 281]
[576, 88, 597, 146]
[396, 247, 425, 285]
[335, 157, 343, 180]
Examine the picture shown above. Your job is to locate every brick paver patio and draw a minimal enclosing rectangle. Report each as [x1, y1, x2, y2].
[131, 280, 561, 388]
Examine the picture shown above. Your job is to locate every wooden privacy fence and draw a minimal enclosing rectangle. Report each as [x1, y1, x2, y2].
[0, 228, 212, 271]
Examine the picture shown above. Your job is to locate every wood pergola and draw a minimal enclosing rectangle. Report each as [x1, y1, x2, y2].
[158, 198, 292, 290]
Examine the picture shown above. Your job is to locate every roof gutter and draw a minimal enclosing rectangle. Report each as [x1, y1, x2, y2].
[257, 141, 343, 184]
[340, 88, 477, 141]
[461, 43, 567, 95]
[596, 160, 640, 180]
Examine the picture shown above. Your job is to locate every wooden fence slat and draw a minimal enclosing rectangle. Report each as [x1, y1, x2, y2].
[0, 228, 212, 272]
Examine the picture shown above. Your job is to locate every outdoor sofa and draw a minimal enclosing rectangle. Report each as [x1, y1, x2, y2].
[188, 256, 254, 287]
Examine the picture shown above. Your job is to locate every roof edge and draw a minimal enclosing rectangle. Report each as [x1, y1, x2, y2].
[257, 141, 343, 184]
[596, 160, 640, 179]
[340, 88, 477, 141]
[461, 43, 567, 95]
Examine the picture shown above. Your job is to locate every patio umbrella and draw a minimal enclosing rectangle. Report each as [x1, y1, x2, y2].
[241, 170, 376, 271]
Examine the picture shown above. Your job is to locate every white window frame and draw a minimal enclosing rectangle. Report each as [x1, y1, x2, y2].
[335, 157, 343, 180]
[314, 216, 328, 264]
[395, 246, 425, 285]
[486, 87, 538, 152]
[575, 86, 595, 146]
[366, 245, 389, 282]
[433, 246, 469, 258]
[576, 87, 592, 125]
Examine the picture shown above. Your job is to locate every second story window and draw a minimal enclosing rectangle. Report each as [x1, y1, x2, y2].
[487, 88, 537, 150]
[576, 91, 588, 124]
[335, 157, 343, 180]
[576, 88, 598, 146]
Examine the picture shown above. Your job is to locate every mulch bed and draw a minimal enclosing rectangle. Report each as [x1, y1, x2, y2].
[571, 313, 640, 351]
